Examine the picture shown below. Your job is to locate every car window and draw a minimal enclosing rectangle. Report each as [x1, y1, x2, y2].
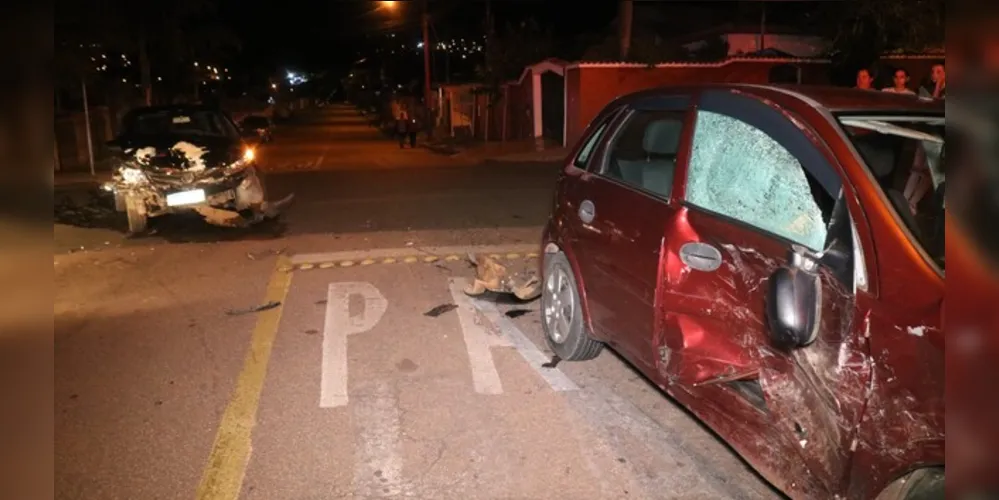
[687, 110, 834, 251]
[602, 110, 684, 199]
[573, 116, 615, 170]
[124, 109, 240, 139]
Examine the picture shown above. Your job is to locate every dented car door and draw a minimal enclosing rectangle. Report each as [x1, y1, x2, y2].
[656, 89, 872, 494]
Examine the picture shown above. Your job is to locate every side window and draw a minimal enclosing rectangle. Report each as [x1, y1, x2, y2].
[573, 120, 611, 169]
[603, 110, 685, 199]
[686, 110, 834, 251]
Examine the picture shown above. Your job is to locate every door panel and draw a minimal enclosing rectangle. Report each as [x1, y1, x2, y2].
[658, 89, 870, 495]
[570, 105, 691, 370]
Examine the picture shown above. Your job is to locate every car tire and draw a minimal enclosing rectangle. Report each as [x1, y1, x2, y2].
[542, 252, 603, 361]
[124, 196, 148, 235]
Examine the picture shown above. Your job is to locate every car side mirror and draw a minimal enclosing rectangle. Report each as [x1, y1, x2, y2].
[766, 245, 822, 349]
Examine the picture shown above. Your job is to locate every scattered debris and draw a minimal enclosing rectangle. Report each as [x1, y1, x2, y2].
[424, 303, 458, 317]
[247, 248, 287, 260]
[464, 253, 542, 301]
[505, 309, 532, 318]
[225, 301, 281, 316]
[542, 354, 562, 369]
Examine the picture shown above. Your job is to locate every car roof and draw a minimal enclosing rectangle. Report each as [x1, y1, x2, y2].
[617, 83, 944, 115]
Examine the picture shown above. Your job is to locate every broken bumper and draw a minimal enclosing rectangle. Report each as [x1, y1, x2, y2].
[464, 254, 542, 301]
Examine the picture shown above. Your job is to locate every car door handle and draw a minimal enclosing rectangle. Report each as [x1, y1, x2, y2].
[679, 242, 723, 272]
[578, 200, 596, 223]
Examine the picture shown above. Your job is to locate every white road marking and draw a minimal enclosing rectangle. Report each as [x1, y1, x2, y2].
[320, 282, 388, 408]
[448, 278, 505, 395]
[467, 290, 579, 393]
[352, 380, 408, 497]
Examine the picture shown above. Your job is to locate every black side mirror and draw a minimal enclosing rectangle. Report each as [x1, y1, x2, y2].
[766, 246, 822, 348]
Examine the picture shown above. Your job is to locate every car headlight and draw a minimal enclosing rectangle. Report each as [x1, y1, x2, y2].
[243, 147, 255, 162]
[119, 167, 147, 185]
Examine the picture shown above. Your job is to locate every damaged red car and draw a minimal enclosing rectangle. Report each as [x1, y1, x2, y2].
[539, 84, 944, 499]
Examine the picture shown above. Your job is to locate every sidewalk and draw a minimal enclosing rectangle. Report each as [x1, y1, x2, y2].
[54, 171, 111, 190]
[424, 137, 569, 164]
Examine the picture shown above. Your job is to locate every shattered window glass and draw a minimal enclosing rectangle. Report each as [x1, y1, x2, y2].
[687, 110, 828, 251]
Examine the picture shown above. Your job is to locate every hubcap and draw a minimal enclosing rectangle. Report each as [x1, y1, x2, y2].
[543, 265, 575, 344]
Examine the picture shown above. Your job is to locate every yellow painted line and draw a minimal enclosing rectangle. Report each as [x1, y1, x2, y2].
[360, 258, 376, 266]
[298, 263, 315, 270]
[526, 252, 539, 259]
[382, 258, 396, 264]
[489, 254, 501, 260]
[318, 262, 335, 269]
[506, 253, 521, 259]
[444, 254, 461, 261]
[339, 260, 355, 267]
[423, 255, 439, 263]
[196, 256, 294, 500]
[403, 256, 418, 263]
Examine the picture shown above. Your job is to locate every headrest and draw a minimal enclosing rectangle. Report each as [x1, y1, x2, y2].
[643, 119, 683, 155]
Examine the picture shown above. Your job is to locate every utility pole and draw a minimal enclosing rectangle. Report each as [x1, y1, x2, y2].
[81, 78, 95, 175]
[619, 0, 633, 61]
[421, 0, 433, 139]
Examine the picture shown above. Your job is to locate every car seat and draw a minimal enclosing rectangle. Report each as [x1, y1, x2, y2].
[616, 119, 682, 198]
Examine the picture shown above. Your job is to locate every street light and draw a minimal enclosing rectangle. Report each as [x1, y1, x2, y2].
[381, 1, 397, 9]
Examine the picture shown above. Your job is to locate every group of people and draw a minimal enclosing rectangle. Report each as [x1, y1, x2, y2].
[394, 109, 421, 149]
[854, 62, 946, 99]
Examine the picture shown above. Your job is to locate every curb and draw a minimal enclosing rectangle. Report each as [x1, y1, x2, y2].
[285, 243, 540, 272]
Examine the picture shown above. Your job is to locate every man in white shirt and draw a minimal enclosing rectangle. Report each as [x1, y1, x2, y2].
[882, 69, 916, 95]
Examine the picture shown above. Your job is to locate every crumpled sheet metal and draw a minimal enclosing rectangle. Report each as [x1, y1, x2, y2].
[463, 253, 541, 301]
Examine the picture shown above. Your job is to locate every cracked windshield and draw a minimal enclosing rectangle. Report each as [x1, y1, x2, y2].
[52, 1, 953, 499]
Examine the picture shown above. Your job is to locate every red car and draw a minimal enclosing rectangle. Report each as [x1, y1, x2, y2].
[539, 84, 944, 499]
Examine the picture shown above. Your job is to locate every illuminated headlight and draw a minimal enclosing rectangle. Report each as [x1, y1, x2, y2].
[243, 147, 255, 162]
[119, 167, 147, 185]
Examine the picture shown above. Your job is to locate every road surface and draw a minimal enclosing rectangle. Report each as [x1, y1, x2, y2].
[54, 105, 781, 500]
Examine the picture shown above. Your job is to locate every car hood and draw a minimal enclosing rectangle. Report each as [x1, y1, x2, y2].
[116, 135, 242, 170]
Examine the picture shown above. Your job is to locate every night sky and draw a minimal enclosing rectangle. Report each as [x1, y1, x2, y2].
[218, 0, 820, 81]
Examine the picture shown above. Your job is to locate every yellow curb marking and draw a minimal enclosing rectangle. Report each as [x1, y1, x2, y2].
[403, 256, 418, 263]
[445, 255, 461, 261]
[318, 262, 335, 269]
[287, 251, 540, 272]
[506, 253, 521, 259]
[339, 260, 356, 267]
[299, 263, 315, 270]
[196, 256, 293, 500]
[423, 255, 439, 263]
[360, 259, 376, 266]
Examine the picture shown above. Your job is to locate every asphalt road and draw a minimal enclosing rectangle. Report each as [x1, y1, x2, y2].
[54, 105, 781, 500]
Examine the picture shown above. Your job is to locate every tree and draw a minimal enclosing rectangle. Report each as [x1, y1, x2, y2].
[477, 18, 556, 86]
[824, 0, 944, 58]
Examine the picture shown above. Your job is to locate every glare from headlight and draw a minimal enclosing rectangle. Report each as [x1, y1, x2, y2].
[243, 148, 255, 162]
[120, 167, 146, 184]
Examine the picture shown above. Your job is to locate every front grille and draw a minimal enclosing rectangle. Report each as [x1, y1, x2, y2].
[145, 167, 245, 193]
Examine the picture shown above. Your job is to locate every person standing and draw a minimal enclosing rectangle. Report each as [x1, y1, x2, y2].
[882, 68, 916, 95]
[396, 110, 410, 148]
[855, 68, 874, 90]
[407, 112, 419, 149]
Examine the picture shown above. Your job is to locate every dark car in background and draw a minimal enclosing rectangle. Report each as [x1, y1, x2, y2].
[104, 105, 280, 234]
[538, 84, 944, 499]
[239, 115, 274, 144]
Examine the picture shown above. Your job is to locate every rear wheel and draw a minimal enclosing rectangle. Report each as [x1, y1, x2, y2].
[542, 252, 603, 361]
[124, 196, 148, 235]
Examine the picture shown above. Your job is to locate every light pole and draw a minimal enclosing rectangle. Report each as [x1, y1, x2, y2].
[421, 0, 432, 138]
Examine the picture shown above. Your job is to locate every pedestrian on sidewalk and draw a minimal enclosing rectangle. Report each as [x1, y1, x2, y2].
[396, 110, 410, 148]
[407, 114, 419, 149]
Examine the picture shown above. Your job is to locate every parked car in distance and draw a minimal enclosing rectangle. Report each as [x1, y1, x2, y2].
[539, 84, 944, 500]
[240, 115, 274, 144]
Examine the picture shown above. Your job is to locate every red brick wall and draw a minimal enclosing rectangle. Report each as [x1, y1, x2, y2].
[564, 61, 832, 147]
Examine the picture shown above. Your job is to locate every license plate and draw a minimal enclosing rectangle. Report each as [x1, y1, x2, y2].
[166, 189, 206, 206]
